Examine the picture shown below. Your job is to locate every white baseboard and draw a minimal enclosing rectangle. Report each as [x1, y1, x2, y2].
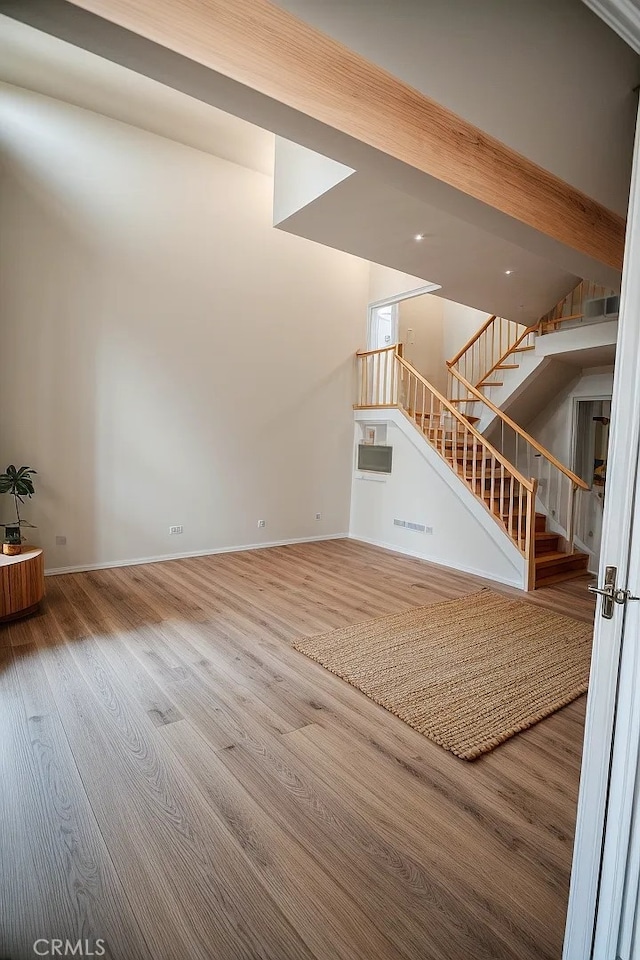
[348, 534, 526, 590]
[44, 533, 349, 576]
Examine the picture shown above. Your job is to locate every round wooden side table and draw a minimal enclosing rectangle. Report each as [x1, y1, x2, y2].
[0, 547, 45, 622]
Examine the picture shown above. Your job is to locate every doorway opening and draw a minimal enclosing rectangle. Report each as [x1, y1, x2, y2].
[572, 397, 612, 572]
[367, 302, 398, 351]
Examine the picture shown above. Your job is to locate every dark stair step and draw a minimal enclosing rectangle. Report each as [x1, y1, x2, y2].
[534, 531, 561, 555]
[534, 551, 590, 586]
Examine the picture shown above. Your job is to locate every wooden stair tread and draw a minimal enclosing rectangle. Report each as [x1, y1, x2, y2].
[536, 570, 594, 588]
[496, 364, 519, 369]
[478, 381, 504, 388]
[534, 550, 589, 567]
[512, 344, 535, 352]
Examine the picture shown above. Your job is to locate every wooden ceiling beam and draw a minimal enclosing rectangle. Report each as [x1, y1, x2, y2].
[26, 0, 628, 271]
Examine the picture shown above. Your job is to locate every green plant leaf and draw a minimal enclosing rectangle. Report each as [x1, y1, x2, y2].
[0, 465, 37, 509]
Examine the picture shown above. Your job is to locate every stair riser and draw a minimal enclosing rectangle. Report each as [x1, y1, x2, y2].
[535, 541, 560, 556]
[536, 570, 593, 588]
[535, 557, 589, 582]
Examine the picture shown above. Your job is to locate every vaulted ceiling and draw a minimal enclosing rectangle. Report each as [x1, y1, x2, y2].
[1, 0, 637, 318]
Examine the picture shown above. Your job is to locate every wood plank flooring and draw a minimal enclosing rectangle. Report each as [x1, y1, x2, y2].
[0, 539, 595, 960]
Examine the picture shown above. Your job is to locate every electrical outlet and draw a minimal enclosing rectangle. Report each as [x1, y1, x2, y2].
[169, 525, 183, 535]
[257, 520, 266, 528]
[55, 535, 67, 546]
[315, 513, 322, 521]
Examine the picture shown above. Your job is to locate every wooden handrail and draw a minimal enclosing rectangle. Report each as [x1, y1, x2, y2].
[539, 313, 585, 333]
[395, 354, 534, 491]
[449, 367, 589, 490]
[447, 315, 495, 367]
[356, 343, 400, 357]
[471, 323, 537, 385]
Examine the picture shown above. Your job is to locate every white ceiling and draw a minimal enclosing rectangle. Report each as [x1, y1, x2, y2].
[276, 168, 581, 323]
[550, 344, 617, 367]
[0, 15, 275, 176]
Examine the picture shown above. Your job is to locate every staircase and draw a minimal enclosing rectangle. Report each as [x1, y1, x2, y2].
[418, 404, 589, 588]
[446, 314, 537, 400]
[446, 280, 617, 408]
[439, 280, 617, 584]
[355, 326, 592, 590]
[532, 514, 589, 588]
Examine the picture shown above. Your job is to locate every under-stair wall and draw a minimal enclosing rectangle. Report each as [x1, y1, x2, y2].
[350, 409, 527, 588]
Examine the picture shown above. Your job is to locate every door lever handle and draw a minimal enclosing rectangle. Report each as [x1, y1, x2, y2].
[589, 566, 640, 619]
[587, 584, 639, 603]
[588, 583, 614, 599]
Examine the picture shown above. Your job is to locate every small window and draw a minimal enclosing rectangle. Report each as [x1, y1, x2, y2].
[357, 444, 393, 473]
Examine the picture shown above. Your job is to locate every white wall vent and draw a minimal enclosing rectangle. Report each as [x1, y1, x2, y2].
[584, 295, 620, 320]
[394, 518, 430, 533]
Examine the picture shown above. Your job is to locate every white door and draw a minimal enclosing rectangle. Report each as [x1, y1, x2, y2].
[589, 451, 640, 960]
[563, 108, 640, 960]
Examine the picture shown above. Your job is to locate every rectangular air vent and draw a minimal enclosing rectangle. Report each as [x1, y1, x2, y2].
[394, 518, 432, 533]
[584, 295, 620, 320]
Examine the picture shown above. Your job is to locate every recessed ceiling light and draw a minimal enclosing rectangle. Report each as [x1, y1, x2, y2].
[505, 269, 513, 275]
[414, 233, 425, 241]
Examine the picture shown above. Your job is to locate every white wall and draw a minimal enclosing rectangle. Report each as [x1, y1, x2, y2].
[350, 411, 525, 588]
[441, 300, 489, 366]
[398, 295, 445, 393]
[527, 367, 615, 469]
[367, 263, 432, 304]
[0, 84, 370, 572]
[273, 137, 354, 225]
[396, 292, 489, 393]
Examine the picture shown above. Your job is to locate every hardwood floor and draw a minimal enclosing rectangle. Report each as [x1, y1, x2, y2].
[0, 539, 595, 960]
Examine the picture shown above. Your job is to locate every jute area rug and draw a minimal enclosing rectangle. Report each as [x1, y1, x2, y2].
[293, 590, 592, 760]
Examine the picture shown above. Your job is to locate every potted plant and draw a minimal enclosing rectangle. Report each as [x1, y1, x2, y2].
[0, 465, 37, 556]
